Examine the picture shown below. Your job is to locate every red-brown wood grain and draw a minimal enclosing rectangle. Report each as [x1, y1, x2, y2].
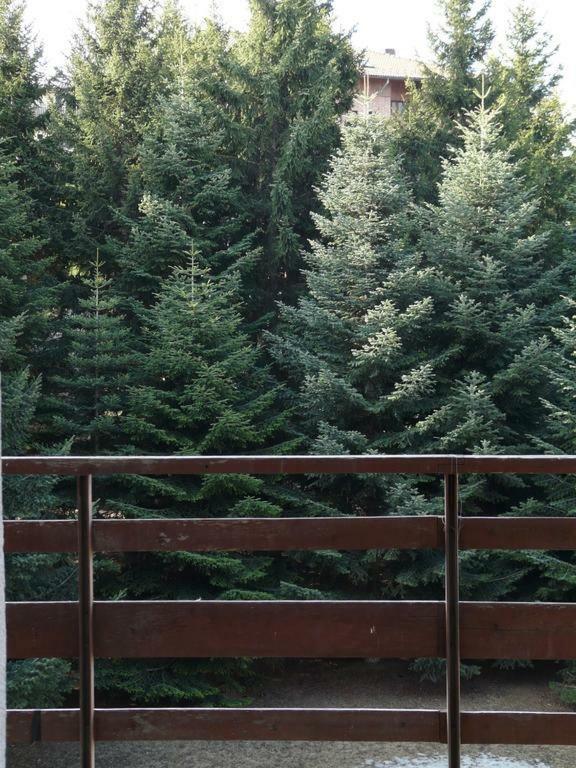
[8, 708, 576, 745]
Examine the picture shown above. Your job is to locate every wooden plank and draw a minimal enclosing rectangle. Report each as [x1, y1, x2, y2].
[7, 708, 442, 743]
[93, 601, 445, 659]
[1, 454, 457, 476]
[7, 601, 444, 659]
[7, 602, 78, 658]
[7, 516, 576, 554]
[8, 709, 576, 745]
[461, 711, 576, 745]
[7, 710, 78, 743]
[5, 454, 576, 477]
[456, 455, 576, 474]
[3, 520, 77, 552]
[460, 517, 576, 550]
[98, 707, 441, 742]
[460, 602, 576, 660]
[9, 600, 576, 661]
[3, 516, 444, 553]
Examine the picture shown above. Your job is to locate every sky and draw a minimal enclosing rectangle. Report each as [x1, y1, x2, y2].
[24, 0, 576, 112]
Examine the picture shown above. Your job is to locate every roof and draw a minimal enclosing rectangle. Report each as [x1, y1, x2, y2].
[363, 50, 425, 80]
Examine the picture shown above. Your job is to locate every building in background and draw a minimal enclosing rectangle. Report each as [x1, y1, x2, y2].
[352, 49, 425, 117]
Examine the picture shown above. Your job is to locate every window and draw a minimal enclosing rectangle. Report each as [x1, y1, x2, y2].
[391, 100, 405, 113]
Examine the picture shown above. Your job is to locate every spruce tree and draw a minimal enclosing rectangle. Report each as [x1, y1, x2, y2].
[415, 102, 576, 613]
[234, 0, 360, 313]
[114, 88, 251, 316]
[0, 0, 57, 362]
[272, 101, 572, 607]
[541, 304, 576, 705]
[489, 4, 576, 235]
[95, 258, 298, 704]
[269, 116, 447, 598]
[43, 254, 136, 453]
[424, 101, 565, 451]
[65, 0, 165, 268]
[0, 0, 44, 185]
[388, 0, 493, 202]
[0, 30, 62, 702]
[0, 146, 51, 368]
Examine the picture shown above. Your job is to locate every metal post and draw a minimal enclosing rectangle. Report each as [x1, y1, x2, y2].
[444, 472, 461, 768]
[78, 475, 94, 767]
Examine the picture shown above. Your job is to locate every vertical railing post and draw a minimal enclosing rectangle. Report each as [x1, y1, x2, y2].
[444, 472, 461, 768]
[77, 475, 94, 768]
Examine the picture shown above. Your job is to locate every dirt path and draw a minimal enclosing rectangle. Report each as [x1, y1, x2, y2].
[8, 661, 576, 767]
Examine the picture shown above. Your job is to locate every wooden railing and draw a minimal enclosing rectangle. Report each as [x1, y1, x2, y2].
[3, 454, 576, 768]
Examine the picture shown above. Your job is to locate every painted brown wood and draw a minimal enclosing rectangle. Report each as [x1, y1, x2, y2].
[93, 601, 445, 659]
[456, 455, 576, 474]
[7, 601, 445, 659]
[8, 708, 576, 745]
[1, 454, 457, 476]
[77, 475, 95, 767]
[6, 516, 576, 554]
[3, 516, 444, 553]
[5, 453, 576, 477]
[461, 711, 576, 745]
[460, 602, 576, 659]
[460, 517, 576, 550]
[7, 710, 79, 743]
[7, 602, 78, 658]
[444, 473, 460, 768]
[101, 707, 441, 742]
[9, 600, 576, 661]
[6, 708, 442, 743]
[3, 520, 78, 552]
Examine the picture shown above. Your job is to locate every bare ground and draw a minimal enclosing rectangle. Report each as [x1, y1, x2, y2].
[8, 661, 576, 767]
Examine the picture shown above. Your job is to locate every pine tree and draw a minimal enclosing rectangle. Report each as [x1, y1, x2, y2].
[269, 116, 447, 598]
[0, 0, 44, 185]
[417, 102, 576, 614]
[114, 88, 252, 316]
[489, 4, 576, 234]
[0, 0, 74, 261]
[542, 304, 576, 705]
[64, 0, 165, 268]
[234, 0, 360, 313]
[0, 147, 50, 369]
[43, 253, 136, 454]
[425, 100, 565, 448]
[388, 0, 494, 202]
[272, 101, 572, 607]
[93, 257, 298, 704]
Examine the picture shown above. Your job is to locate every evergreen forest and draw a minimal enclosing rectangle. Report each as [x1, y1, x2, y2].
[2, 0, 576, 709]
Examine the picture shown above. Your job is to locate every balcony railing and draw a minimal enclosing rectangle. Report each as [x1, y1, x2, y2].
[3, 454, 576, 768]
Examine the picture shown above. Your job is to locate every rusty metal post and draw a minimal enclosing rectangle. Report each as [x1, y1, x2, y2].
[78, 475, 94, 767]
[444, 472, 461, 768]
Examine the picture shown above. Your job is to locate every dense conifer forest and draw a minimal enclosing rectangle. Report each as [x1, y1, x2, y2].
[2, 0, 576, 708]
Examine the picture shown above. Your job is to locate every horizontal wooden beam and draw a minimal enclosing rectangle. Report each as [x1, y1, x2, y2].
[6, 516, 576, 554]
[8, 707, 442, 743]
[5, 453, 576, 476]
[459, 517, 576, 550]
[8, 600, 576, 661]
[460, 601, 576, 660]
[1, 454, 456, 476]
[7, 708, 576, 745]
[6, 601, 444, 659]
[3, 517, 444, 553]
[461, 711, 576, 745]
